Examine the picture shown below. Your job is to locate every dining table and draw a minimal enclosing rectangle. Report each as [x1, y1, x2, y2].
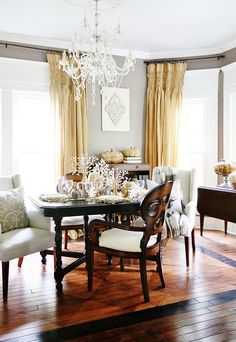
[31, 196, 140, 291]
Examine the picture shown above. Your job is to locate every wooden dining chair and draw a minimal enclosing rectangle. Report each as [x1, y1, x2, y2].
[87, 181, 173, 302]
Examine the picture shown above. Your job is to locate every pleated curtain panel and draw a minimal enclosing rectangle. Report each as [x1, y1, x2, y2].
[47, 53, 88, 179]
[145, 62, 187, 172]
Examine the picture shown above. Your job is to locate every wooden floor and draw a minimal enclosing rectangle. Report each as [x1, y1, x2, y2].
[1, 229, 236, 341]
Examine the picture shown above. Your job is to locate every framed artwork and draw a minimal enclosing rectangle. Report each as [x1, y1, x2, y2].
[102, 87, 130, 131]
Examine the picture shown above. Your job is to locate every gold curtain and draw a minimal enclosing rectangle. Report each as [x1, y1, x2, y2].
[145, 62, 187, 172]
[47, 53, 88, 179]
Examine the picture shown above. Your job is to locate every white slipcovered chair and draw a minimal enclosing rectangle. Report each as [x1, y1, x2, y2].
[152, 166, 197, 266]
[0, 174, 55, 300]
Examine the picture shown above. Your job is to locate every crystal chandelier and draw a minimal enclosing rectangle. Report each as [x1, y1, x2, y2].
[59, 0, 136, 105]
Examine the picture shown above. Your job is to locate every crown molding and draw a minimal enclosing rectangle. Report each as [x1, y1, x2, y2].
[0, 32, 71, 50]
[0, 31, 234, 61]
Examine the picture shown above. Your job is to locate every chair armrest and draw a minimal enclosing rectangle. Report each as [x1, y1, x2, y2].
[88, 219, 145, 233]
[185, 201, 196, 229]
[27, 207, 51, 230]
[24, 198, 51, 230]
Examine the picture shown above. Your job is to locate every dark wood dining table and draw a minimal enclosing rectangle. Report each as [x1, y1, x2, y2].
[31, 197, 140, 291]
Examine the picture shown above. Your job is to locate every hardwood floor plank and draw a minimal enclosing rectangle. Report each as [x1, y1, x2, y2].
[1, 229, 236, 341]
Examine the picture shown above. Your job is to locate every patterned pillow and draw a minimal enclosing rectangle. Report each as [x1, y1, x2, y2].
[0, 187, 28, 233]
[168, 179, 184, 213]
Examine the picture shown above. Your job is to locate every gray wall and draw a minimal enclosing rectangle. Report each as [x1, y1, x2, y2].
[87, 57, 146, 158]
[0, 45, 147, 159]
[2, 42, 236, 163]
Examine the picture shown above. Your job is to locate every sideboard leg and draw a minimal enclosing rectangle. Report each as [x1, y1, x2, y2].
[200, 214, 204, 236]
[224, 220, 228, 234]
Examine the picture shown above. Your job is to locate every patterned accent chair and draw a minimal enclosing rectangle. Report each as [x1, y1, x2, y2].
[0, 174, 55, 300]
[152, 166, 197, 266]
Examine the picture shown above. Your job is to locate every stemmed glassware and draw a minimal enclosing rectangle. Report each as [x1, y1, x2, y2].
[137, 179, 145, 190]
[77, 182, 95, 199]
[64, 180, 74, 195]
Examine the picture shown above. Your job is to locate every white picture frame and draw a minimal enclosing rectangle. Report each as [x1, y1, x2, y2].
[102, 87, 130, 131]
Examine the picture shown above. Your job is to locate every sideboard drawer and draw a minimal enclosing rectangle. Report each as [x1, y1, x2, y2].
[108, 163, 150, 179]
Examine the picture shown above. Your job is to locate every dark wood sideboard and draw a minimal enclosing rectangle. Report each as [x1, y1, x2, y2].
[108, 163, 150, 180]
[197, 185, 236, 236]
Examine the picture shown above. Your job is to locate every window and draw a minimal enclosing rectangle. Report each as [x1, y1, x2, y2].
[223, 62, 236, 164]
[0, 57, 55, 194]
[178, 69, 219, 186]
[13, 91, 55, 195]
[178, 98, 207, 185]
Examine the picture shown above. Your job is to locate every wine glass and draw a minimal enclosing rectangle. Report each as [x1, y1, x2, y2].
[64, 180, 73, 194]
[77, 182, 95, 199]
[137, 179, 145, 189]
[77, 182, 85, 198]
[85, 182, 96, 199]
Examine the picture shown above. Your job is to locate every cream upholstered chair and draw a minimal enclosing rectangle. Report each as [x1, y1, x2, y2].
[152, 166, 197, 266]
[0, 174, 55, 300]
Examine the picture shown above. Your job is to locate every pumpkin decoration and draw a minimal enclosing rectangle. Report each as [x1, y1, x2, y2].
[123, 147, 140, 157]
[101, 150, 124, 164]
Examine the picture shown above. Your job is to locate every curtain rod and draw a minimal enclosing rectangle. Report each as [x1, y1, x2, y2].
[0, 42, 226, 63]
[144, 54, 225, 64]
[0, 41, 63, 54]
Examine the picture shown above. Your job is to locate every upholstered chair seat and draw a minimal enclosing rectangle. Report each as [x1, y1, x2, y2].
[99, 228, 158, 252]
[0, 227, 54, 262]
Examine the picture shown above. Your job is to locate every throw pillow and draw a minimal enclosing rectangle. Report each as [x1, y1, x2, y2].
[165, 210, 181, 238]
[0, 187, 28, 233]
[168, 179, 184, 213]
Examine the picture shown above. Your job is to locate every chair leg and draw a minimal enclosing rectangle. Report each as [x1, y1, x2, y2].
[40, 251, 47, 265]
[53, 246, 56, 271]
[87, 247, 94, 291]
[139, 257, 149, 302]
[64, 230, 68, 250]
[18, 257, 24, 268]
[184, 236, 190, 267]
[2, 261, 9, 301]
[120, 257, 124, 272]
[156, 251, 165, 288]
[191, 228, 195, 252]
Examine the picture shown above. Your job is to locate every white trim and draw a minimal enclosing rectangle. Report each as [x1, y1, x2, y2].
[0, 31, 231, 60]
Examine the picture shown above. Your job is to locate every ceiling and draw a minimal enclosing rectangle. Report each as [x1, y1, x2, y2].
[1, 0, 236, 59]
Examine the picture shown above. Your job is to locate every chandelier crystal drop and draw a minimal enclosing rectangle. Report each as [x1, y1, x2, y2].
[60, 0, 136, 105]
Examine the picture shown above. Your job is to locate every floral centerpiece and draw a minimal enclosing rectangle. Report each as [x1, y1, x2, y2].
[90, 159, 128, 195]
[71, 154, 98, 182]
[214, 159, 236, 187]
[71, 155, 128, 196]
